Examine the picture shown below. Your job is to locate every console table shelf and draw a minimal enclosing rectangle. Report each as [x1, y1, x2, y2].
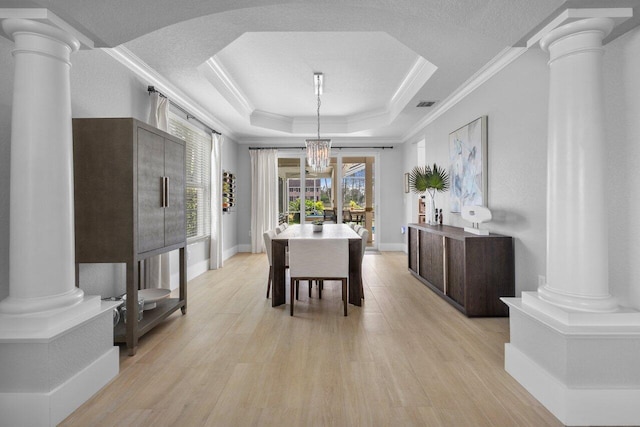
[408, 223, 514, 317]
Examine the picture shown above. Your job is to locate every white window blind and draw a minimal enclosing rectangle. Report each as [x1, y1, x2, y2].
[168, 115, 211, 240]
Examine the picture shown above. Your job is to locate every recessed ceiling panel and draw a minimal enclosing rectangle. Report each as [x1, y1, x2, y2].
[213, 32, 422, 118]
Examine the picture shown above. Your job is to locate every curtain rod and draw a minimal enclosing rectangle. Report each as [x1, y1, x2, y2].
[147, 86, 221, 135]
[248, 146, 394, 150]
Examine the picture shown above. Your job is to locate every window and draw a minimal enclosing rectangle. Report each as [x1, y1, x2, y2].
[168, 114, 211, 240]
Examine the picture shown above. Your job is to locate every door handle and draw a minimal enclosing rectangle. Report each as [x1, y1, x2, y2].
[164, 177, 169, 208]
[161, 176, 166, 207]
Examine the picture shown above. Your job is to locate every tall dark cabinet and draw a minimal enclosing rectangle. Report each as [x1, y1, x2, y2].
[73, 118, 187, 355]
[408, 223, 514, 316]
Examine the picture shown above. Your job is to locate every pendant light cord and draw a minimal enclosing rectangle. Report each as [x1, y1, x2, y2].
[316, 74, 321, 140]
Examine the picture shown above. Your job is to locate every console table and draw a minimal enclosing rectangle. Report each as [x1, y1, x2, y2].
[408, 223, 514, 316]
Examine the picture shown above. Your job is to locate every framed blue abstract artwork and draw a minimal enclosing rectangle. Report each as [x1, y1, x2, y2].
[449, 116, 488, 213]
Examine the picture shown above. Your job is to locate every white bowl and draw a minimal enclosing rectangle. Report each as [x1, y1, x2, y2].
[123, 288, 171, 310]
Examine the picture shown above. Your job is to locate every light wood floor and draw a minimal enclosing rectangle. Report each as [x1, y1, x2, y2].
[61, 252, 562, 427]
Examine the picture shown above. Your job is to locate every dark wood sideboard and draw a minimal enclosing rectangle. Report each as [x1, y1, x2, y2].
[408, 223, 514, 317]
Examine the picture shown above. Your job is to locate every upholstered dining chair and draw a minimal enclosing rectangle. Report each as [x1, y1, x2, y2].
[275, 224, 285, 235]
[288, 238, 349, 316]
[342, 209, 352, 224]
[357, 227, 369, 299]
[353, 224, 362, 233]
[263, 229, 288, 298]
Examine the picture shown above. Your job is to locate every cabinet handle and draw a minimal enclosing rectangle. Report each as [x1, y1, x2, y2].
[161, 176, 166, 207]
[165, 177, 169, 208]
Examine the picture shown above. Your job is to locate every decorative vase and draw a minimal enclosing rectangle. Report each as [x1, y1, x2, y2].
[427, 193, 437, 225]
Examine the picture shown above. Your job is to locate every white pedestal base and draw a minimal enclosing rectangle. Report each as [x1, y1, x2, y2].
[502, 294, 640, 426]
[0, 298, 120, 426]
[463, 226, 489, 235]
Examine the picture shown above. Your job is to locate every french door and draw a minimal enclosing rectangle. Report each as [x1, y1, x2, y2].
[277, 152, 378, 250]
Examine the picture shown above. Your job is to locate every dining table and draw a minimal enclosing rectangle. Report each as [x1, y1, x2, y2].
[271, 224, 363, 307]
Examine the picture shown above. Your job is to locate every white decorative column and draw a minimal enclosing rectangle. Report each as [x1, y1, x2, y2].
[537, 17, 617, 312]
[0, 17, 119, 427]
[0, 18, 84, 314]
[502, 16, 640, 427]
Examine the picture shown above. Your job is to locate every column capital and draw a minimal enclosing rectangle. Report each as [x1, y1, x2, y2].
[540, 18, 614, 65]
[2, 18, 80, 53]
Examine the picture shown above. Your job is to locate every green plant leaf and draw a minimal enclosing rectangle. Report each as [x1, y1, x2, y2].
[408, 164, 449, 194]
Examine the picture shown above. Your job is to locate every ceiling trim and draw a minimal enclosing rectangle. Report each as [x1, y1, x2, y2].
[402, 46, 528, 142]
[250, 110, 294, 133]
[238, 136, 403, 145]
[389, 57, 438, 117]
[203, 43, 436, 136]
[104, 46, 235, 139]
[199, 57, 254, 118]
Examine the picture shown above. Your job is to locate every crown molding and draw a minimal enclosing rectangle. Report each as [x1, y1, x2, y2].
[250, 110, 294, 133]
[104, 46, 235, 138]
[198, 58, 254, 117]
[237, 135, 402, 146]
[203, 53, 436, 136]
[402, 46, 527, 142]
[389, 57, 437, 117]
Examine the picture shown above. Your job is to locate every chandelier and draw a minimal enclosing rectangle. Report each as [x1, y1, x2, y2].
[305, 73, 331, 173]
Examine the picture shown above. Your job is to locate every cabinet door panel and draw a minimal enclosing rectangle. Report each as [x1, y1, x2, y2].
[164, 138, 186, 246]
[419, 231, 444, 291]
[446, 238, 465, 306]
[137, 128, 165, 253]
[408, 227, 418, 273]
[428, 234, 444, 291]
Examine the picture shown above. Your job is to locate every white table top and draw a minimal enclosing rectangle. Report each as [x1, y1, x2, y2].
[274, 224, 360, 240]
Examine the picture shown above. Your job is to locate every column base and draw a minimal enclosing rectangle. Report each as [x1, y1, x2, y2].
[0, 286, 85, 316]
[0, 297, 120, 426]
[538, 283, 618, 312]
[502, 294, 640, 426]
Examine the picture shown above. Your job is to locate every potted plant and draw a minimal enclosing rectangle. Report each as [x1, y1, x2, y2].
[408, 163, 450, 225]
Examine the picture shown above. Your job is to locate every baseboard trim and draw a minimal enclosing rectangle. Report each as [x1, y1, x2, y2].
[378, 243, 405, 252]
[223, 245, 239, 261]
[187, 259, 209, 281]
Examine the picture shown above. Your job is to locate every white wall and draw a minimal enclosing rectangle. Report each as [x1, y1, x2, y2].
[377, 147, 406, 251]
[403, 47, 550, 295]
[236, 146, 252, 251]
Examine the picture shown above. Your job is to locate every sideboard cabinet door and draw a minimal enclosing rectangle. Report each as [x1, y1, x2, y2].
[164, 137, 186, 247]
[137, 127, 166, 253]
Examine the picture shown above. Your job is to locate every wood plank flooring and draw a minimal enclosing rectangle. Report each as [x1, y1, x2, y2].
[61, 252, 562, 426]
